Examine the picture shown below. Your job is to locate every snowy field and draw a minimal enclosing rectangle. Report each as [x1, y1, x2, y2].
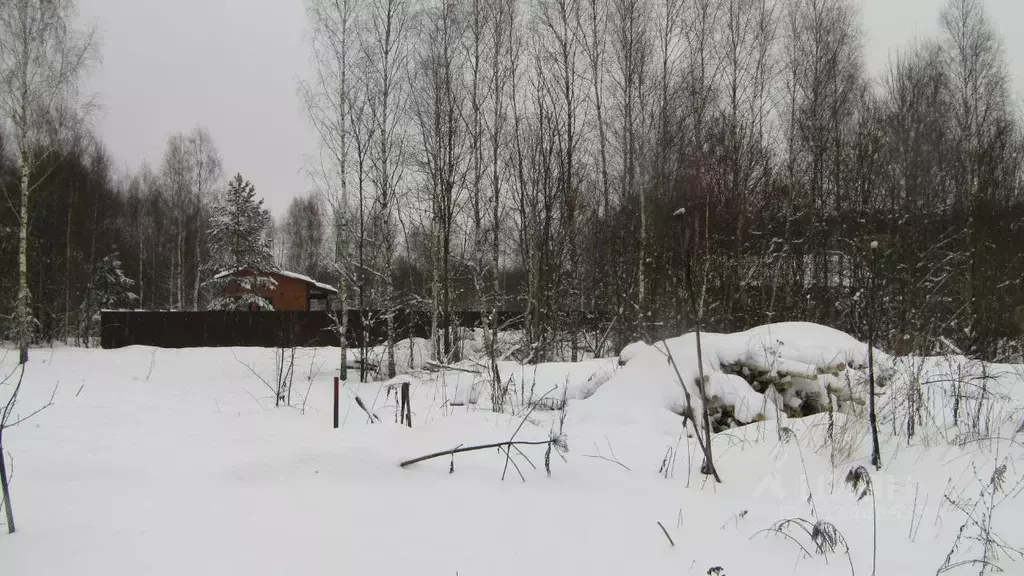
[2, 324, 1023, 575]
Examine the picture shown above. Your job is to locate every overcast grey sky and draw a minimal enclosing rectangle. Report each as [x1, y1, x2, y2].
[78, 0, 1024, 216]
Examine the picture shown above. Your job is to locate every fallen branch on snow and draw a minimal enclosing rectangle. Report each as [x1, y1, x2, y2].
[399, 439, 556, 468]
[355, 395, 381, 423]
[400, 387, 567, 477]
[424, 361, 482, 374]
[583, 437, 630, 471]
[657, 521, 675, 547]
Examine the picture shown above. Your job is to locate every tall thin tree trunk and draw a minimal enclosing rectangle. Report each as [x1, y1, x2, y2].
[488, 116, 500, 382]
[176, 224, 185, 310]
[358, 159, 368, 382]
[83, 187, 100, 347]
[193, 203, 203, 310]
[489, 3, 507, 406]
[442, 233, 452, 361]
[0, 439, 14, 534]
[337, 207, 349, 381]
[17, 153, 30, 365]
[64, 180, 75, 342]
[587, 0, 611, 214]
[868, 244, 882, 469]
[138, 225, 144, 308]
[432, 245, 440, 361]
[155, 233, 163, 310]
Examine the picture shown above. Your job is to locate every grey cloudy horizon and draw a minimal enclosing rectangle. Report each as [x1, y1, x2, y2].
[78, 0, 1024, 216]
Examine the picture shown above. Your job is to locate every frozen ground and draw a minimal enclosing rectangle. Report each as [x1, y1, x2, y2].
[1, 325, 1023, 575]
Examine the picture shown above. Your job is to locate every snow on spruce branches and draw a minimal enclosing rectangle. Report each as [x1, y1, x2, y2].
[204, 174, 278, 311]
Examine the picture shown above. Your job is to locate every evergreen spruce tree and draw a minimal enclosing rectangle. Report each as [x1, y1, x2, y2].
[205, 174, 278, 310]
[79, 253, 139, 344]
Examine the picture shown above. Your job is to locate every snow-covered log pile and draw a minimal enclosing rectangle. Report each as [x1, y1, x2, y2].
[583, 322, 891, 431]
[353, 323, 1023, 443]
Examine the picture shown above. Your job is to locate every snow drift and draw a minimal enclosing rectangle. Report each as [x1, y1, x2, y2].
[579, 322, 887, 429]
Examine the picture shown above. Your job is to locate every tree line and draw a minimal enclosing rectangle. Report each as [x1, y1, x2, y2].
[0, 0, 1021, 370]
[301, 0, 1024, 369]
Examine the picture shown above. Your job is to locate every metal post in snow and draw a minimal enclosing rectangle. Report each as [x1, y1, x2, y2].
[333, 376, 340, 429]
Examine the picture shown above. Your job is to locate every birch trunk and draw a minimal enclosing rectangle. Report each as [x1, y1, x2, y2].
[193, 204, 202, 309]
[338, 215, 349, 381]
[138, 223, 144, 307]
[176, 225, 185, 310]
[432, 191, 441, 361]
[17, 153, 30, 365]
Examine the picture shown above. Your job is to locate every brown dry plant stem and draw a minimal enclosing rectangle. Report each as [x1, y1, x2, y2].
[674, 208, 719, 482]
[868, 242, 882, 470]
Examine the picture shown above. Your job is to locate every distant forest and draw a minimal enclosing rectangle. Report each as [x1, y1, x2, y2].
[0, 0, 1021, 362]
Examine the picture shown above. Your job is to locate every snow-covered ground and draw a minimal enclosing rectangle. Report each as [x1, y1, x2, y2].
[2, 324, 1023, 575]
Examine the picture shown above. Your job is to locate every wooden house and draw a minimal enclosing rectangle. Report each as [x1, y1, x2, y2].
[213, 269, 337, 312]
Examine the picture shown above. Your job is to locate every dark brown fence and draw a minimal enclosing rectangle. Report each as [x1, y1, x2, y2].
[99, 310, 527, 349]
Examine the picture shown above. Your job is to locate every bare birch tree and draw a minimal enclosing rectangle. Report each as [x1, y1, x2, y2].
[939, 0, 1015, 357]
[161, 134, 191, 310]
[283, 194, 328, 278]
[304, 0, 360, 380]
[364, 0, 411, 378]
[536, 0, 586, 361]
[411, 0, 468, 363]
[346, 60, 376, 381]
[779, 0, 863, 312]
[609, 0, 653, 338]
[466, 0, 486, 251]
[711, 0, 777, 317]
[484, 0, 519, 406]
[681, 0, 720, 279]
[512, 45, 559, 361]
[652, 0, 682, 208]
[580, 0, 611, 215]
[186, 127, 222, 310]
[0, 0, 97, 363]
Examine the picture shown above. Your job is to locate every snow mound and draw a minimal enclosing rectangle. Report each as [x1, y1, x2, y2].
[501, 358, 619, 409]
[725, 322, 878, 373]
[580, 322, 884, 429]
[618, 341, 651, 365]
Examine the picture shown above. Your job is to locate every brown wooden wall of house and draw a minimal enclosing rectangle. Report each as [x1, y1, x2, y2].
[265, 274, 309, 312]
[225, 271, 311, 311]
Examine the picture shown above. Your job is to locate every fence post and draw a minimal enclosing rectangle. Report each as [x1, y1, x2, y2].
[333, 376, 340, 429]
[400, 380, 411, 427]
